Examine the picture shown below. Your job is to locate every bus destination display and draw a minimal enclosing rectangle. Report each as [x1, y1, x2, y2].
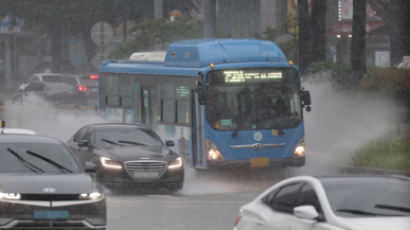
[224, 71, 283, 83]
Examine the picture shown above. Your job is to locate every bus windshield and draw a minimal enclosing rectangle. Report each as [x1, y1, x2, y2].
[206, 68, 302, 130]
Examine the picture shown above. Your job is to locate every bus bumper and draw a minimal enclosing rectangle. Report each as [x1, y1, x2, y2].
[207, 156, 305, 168]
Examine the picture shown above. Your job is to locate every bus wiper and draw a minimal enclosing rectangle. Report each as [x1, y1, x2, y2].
[375, 204, 410, 213]
[118, 140, 146, 146]
[337, 209, 397, 216]
[26, 150, 73, 174]
[6, 148, 44, 173]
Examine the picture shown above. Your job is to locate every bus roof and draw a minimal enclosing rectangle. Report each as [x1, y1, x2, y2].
[99, 39, 289, 76]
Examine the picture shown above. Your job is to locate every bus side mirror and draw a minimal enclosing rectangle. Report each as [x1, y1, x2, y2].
[302, 89, 312, 112]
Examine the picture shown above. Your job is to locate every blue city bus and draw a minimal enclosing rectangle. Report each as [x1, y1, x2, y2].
[98, 39, 311, 169]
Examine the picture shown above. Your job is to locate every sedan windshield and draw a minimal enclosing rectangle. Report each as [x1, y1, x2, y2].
[95, 126, 163, 148]
[322, 178, 410, 217]
[0, 142, 82, 174]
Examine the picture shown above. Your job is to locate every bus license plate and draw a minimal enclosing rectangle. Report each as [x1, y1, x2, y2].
[34, 210, 69, 220]
[250, 158, 270, 168]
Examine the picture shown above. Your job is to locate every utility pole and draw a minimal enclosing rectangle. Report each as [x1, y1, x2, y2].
[5, 35, 12, 89]
[154, 0, 163, 19]
[203, 0, 217, 38]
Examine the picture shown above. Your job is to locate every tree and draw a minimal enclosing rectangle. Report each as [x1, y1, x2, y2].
[311, 0, 327, 62]
[0, 0, 119, 72]
[368, 0, 410, 65]
[202, 0, 217, 38]
[351, 0, 367, 83]
[298, 0, 312, 74]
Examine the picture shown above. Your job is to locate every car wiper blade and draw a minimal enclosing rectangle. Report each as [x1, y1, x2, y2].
[101, 138, 121, 145]
[375, 204, 410, 213]
[26, 150, 73, 174]
[337, 209, 397, 216]
[6, 148, 44, 173]
[118, 140, 146, 146]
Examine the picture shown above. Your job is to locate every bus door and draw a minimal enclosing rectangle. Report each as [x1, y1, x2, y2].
[140, 86, 154, 126]
[191, 89, 207, 169]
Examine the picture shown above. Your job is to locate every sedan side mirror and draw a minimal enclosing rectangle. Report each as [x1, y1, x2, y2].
[78, 140, 89, 147]
[165, 140, 175, 147]
[84, 161, 97, 173]
[293, 205, 319, 220]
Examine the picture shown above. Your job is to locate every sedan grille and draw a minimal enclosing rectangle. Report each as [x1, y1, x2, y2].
[21, 194, 80, 201]
[124, 160, 167, 180]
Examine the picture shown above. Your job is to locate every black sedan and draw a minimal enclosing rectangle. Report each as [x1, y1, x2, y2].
[68, 123, 184, 191]
[0, 134, 106, 229]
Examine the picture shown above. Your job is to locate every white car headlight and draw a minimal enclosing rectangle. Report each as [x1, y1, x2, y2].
[168, 157, 183, 170]
[100, 157, 123, 170]
[79, 192, 103, 200]
[0, 192, 21, 200]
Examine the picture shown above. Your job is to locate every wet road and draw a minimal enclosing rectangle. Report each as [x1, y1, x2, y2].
[105, 167, 287, 230]
[105, 162, 336, 230]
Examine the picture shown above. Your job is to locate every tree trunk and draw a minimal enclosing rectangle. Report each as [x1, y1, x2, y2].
[311, 0, 327, 62]
[351, 0, 367, 83]
[298, 0, 312, 74]
[203, 0, 217, 38]
[50, 27, 63, 72]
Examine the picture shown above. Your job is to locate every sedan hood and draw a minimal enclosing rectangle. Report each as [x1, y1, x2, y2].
[343, 216, 410, 230]
[95, 145, 170, 162]
[0, 173, 97, 194]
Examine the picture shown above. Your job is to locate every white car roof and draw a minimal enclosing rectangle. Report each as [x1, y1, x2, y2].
[0, 128, 37, 135]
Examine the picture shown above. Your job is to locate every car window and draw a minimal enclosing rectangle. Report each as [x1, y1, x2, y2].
[297, 183, 323, 214]
[73, 127, 88, 143]
[269, 182, 303, 214]
[0, 142, 82, 174]
[82, 128, 92, 143]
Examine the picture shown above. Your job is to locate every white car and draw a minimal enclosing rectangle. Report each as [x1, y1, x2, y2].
[0, 128, 37, 135]
[234, 175, 410, 230]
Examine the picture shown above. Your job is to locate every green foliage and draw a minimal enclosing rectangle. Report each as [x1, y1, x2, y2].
[109, 17, 202, 59]
[260, 11, 299, 64]
[352, 137, 410, 171]
[359, 67, 410, 120]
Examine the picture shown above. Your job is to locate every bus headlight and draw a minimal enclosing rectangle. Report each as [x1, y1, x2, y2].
[0, 193, 21, 200]
[168, 157, 183, 169]
[206, 139, 224, 161]
[100, 157, 123, 170]
[294, 137, 305, 157]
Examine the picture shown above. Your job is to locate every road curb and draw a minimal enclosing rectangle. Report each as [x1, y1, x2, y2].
[337, 165, 410, 177]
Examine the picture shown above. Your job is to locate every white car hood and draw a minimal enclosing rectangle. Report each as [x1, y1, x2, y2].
[343, 216, 410, 230]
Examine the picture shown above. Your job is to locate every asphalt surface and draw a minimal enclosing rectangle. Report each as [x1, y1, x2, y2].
[105, 167, 281, 230]
[104, 163, 336, 230]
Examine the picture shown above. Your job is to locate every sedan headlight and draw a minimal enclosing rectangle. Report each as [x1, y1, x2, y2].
[168, 157, 182, 170]
[100, 157, 123, 170]
[0, 192, 21, 200]
[79, 192, 103, 200]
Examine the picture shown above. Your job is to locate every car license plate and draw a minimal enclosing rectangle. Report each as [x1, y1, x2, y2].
[33, 210, 69, 220]
[250, 158, 270, 168]
[133, 172, 160, 179]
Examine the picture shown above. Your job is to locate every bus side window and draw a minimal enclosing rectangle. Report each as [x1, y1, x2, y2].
[159, 84, 176, 123]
